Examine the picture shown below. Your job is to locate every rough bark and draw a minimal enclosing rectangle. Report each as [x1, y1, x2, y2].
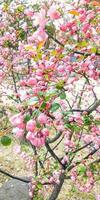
[48, 172, 65, 200]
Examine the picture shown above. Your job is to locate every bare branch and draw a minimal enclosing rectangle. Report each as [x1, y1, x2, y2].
[45, 141, 65, 168]
[87, 99, 100, 114]
[0, 168, 30, 183]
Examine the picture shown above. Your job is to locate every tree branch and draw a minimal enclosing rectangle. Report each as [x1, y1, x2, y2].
[47, 32, 100, 56]
[48, 132, 62, 144]
[73, 141, 92, 154]
[67, 148, 99, 171]
[68, 99, 100, 114]
[48, 171, 65, 200]
[45, 141, 65, 168]
[0, 168, 30, 183]
[87, 99, 100, 114]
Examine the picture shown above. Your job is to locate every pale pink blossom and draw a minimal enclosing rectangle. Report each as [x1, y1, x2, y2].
[38, 113, 47, 124]
[27, 78, 37, 86]
[47, 5, 60, 20]
[26, 120, 36, 132]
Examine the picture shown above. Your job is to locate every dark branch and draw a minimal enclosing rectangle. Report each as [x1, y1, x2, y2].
[73, 142, 92, 154]
[67, 148, 99, 171]
[48, 172, 65, 200]
[48, 132, 62, 144]
[0, 168, 30, 183]
[46, 32, 100, 56]
[45, 141, 65, 168]
[87, 99, 100, 114]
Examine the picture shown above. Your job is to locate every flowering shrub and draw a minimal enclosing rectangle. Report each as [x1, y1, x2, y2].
[0, 0, 100, 199]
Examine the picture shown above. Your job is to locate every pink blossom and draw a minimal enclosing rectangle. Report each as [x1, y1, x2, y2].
[10, 114, 25, 129]
[15, 128, 24, 139]
[60, 24, 67, 32]
[61, 155, 68, 164]
[20, 80, 27, 86]
[35, 9, 47, 29]
[26, 120, 36, 132]
[47, 5, 60, 20]
[82, 23, 90, 33]
[31, 137, 45, 147]
[58, 65, 65, 73]
[79, 14, 87, 23]
[24, 9, 34, 17]
[26, 131, 46, 147]
[42, 128, 49, 137]
[27, 78, 37, 86]
[38, 113, 47, 124]
[95, 195, 100, 200]
[32, 28, 48, 42]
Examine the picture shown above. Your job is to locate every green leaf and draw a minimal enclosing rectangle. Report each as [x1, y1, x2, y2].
[24, 115, 31, 123]
[38, 91, 44, 97]
[83, 116, 91, 125]
[91, 47, 97, 53]
[51, 103, 60, 112]
[4, 40, 12, 48]
[1, 136, 12, 146]
[36, 122, 41, 128]
[45, 90, 57, 101]
[80, 40, 88, 47]
[40, 102, 46, 111]
[60, 91, 66, 99]
[32, 3, 40, 12]
[18, 28, 26, 40]
[37, 182, 43, 190]
[64, 123, 72, 129]
[94, 120, 100, 125]
[56, 80, 65, 90]
[78, 165, 86, 175]
[16, 5, 25, 13]
[32, 110, 40, 118]
[72, 125, 81, 132]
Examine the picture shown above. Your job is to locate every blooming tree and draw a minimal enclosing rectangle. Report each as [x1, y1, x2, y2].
[0, 0, 100, 199]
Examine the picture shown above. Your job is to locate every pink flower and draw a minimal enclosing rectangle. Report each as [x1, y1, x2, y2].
[27, 78, 37, 86]
[35, 9, 47, 29]
[60, 24, 67, 32]
[31, 137, 45, 147]
[95, 195, 100, 200]
[38, 113, 47, 124]
[47, 5, 60, 20]
[26, 132, 45, 147]
[32, 28, 48, 42]
[26, 120, 36, 132]
[10, 114, 25, 129]
[42, 128, 49, 137]
[0, 71, 4, 82]
[61, 155, 68, 164]
[58, 65, 65, 73]
[20, 80, 27, 86]
[82, 23, 90, 33]
[26, 131, 34, 141]
[83, 135, 92, 143]
[15, 128, 24, 139]
[64, 139, 74, 148]
[24, 9, 34, 17]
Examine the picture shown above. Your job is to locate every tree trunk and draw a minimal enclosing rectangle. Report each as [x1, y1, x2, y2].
[48, 172, 65, 200]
